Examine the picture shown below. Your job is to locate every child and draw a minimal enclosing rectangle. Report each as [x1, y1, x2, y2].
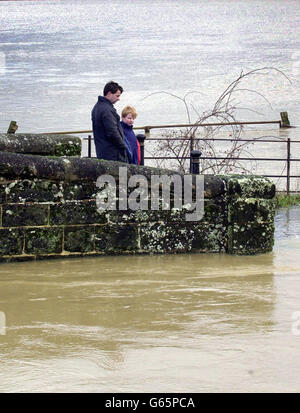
[120, 105, 141, 165]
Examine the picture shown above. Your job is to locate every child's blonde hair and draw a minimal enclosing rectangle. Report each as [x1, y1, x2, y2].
[121, 105, 138, 119]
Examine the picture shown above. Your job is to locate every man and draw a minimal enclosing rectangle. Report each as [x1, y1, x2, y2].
[91, 81, 128, 162]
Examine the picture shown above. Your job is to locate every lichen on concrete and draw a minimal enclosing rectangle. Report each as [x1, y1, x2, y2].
[224, 175, 276, 199]
[0, 133, 81, 157]
[95, 224, 139, 254]
[0, 228, 24, 255]
[64, 226, 95, 253]
[25, 227, 63, 255]
[0, 144, 276, 261]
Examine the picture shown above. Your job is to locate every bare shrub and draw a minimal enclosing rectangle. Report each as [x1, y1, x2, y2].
[143, 67, 291, 175]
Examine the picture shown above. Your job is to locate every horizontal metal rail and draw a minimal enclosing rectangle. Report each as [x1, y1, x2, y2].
[41, 120, 282, 135]
[143, 137, 300, 143]
[135, 120, 282, 130]
[38, 120, 298, 193]
[145, 156, 300, 162]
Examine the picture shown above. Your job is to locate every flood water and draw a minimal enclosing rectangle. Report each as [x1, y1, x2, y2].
[1, 0, 300, 133]
[1, 0, 300, 393]
[1, 0, 300, 192]
[0, 206, 300, 393]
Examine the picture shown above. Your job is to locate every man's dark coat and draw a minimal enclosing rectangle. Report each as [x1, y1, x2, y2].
[91, 96, 127, 162]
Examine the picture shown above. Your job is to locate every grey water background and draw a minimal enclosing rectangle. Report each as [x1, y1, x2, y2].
[1, 0, 300, 189]
[0, 0, 300, 392]
[0, 0, 300, 131]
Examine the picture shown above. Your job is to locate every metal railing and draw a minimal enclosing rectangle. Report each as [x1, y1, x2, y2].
[82, 119, 282, 156]
[34, 119, 299, 194]
[142, 136, 300, 194]
[42, 119, 282, 138]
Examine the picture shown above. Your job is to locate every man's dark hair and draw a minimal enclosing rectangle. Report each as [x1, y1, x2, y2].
[103, 81, 123, 96]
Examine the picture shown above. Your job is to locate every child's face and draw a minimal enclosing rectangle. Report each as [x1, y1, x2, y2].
[122, 113, 135, 126]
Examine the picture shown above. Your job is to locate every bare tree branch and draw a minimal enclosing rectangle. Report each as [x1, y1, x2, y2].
[144, 67, 292, 175]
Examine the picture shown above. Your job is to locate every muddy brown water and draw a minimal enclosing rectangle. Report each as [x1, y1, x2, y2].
[0, 207, 300, 392]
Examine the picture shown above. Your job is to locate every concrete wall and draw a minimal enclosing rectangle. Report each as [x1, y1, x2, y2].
[0, 143, 276, 262]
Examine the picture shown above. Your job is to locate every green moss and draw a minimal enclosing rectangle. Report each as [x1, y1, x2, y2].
[139, 222, 193, 253]
[226, 176, 276, 199]
[50, 201, 105, 225]
[228, 198, 276, 224]
[4, 179, 62, 203]
[0, 228, 24, 255]
[275, 194, 300, 208]
[203, 198, 227, 222]
[64, 226, 95, 252]
[95, 224, 138, 254]
[0, 172, 278, 260]
[0, 184, 6, 203]
[63, 182, 97, 201]
[54, 142, 81, 157]
[2, 204, 49, 227]
[25, 227, 63, 254]
[191, 220, 227, 253]
[0, 133, 82, 157]
[227, 222, 274, 255]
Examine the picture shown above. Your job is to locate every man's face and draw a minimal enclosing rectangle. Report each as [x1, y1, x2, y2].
[106, 90, 122, 104]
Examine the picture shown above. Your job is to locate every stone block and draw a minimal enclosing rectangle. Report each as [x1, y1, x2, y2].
[5, 179, 63, 203]
[109, 202, 214, 225]
[190, 219, 227, 253]
[50, 201, 105, 225]
[0, 228, 24, 255]
[227, 221, 275, 255]
[63, 182, 98, 201]
[2, 204, 49, 227]
[64, 226, 95, 252]
[95, 224, 138, 253]
[108, 209, 177, 224]
[0, 184, 6, 203]
[226, 176, 276, 199]
[0, 133, 81, 156]
[25, 227, 63, 255]
[139, 222, 193, 253]
[0, 255, 35, 263]
[228, 198, 276, 224]
[203, 198, 227, 222]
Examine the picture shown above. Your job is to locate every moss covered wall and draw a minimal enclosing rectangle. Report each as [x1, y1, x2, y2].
[0, 149, 276, 263]
[0, 133, 81, 157]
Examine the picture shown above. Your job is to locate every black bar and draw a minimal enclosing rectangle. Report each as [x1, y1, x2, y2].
[287, 138, 291, 195]
[82, 136, 300, 144]
[88, 135, 92, 158]
[136, 134, 146, 166]
[141, 120, 282, 130]
[190, 150, 201, 174]
[145, 138, 300, 143]
[144, 156, 298, 161]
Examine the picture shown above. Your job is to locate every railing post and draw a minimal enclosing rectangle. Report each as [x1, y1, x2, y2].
[190, 149, 201, 174]
[144, 127, 150, 140]
[7, 121, 18, 134]
[280, 112, 291, 128]
[88, 135, 92, 158]
[136, 134, 146, 166]
[287, 138, 291, 195]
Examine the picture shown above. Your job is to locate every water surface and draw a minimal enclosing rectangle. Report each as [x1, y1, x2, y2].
[0, 207, 300, 392]
[1, 0, 299, 132]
